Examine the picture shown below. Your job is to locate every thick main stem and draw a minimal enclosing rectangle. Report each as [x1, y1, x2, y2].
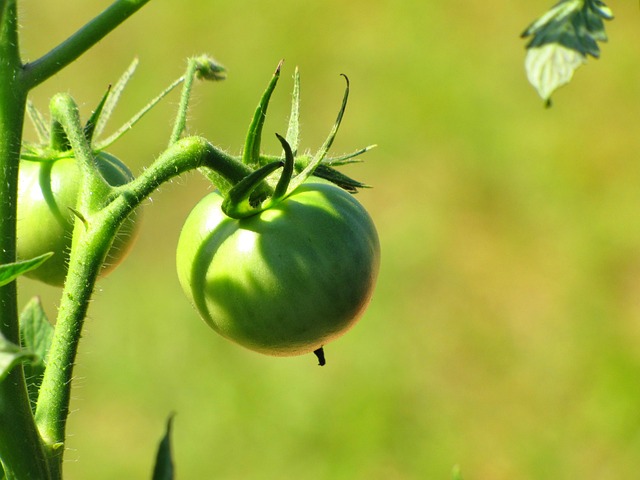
[0, 1, 51, 478]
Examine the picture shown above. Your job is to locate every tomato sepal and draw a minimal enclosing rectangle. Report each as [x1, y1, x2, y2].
[220, 64, 369, 219]
[242, 60, 283, 168]
[222, 160, 284, 218]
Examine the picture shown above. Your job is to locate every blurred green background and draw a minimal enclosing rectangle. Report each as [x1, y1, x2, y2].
[16, 1, 640, 478]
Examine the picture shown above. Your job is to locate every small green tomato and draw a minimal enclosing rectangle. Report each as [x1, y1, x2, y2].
[176, 180, 380, 358]
[17, 152, 140, 286]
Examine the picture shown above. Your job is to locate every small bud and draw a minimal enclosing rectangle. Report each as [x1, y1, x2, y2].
[194, 55, 227, 81]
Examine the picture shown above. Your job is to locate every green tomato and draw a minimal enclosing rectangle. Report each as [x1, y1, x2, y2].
[176, 180, 380, 358]
[17, 152, 140, 286]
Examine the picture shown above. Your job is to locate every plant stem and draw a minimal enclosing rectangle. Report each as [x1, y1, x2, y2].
[168, 61, 198, 146]
[34, 94, 125, 474]
[49, 93, 110, 200]
[169, 56, 227, 146]
[34, 223, 112, 478]
[33, 134, 252, 475]
[125, 136, 254, 202]
[22, 0, 152, 89]
[0, 1, 51, 478]
[0, 0, 21, 344]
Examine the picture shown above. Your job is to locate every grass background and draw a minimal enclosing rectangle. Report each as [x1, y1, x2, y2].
[16, 1, 640, 478]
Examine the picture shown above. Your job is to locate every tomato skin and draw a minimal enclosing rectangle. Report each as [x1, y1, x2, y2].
[17, 152, 140, 286]
[176, 181, 380, 357]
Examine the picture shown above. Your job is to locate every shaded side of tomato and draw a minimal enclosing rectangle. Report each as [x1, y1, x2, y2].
[176, 180, 380, 357]
[17, 151, 140, 286]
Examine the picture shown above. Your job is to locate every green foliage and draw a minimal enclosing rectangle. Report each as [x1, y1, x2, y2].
[0, 253, 53, 287]
[2, 0, 378, 476]
[151, 415, 175, 480]
[8, 0, 640, 479]
[19, 297, 53, 412]
[522, 0, 613, 104]
[0, 332, 36, 384]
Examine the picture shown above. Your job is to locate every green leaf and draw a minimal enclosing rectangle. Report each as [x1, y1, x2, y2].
[0, 252, 53, 287]
[524, 43, 586, 105]
[152, 414, 176, 480]
[0, 332, 36, 384]
[19, 297, 53, 412]
[521, 0, 613, 103]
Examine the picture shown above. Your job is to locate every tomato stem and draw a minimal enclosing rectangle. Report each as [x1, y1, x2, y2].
[21, 0, 152, 89]
[169, 56, 226, 146]
[35, 215, 116, 477]
[121, 136, 254, 205]
[32, 135, 256, 469]
[49, 93, 113, 209]
[0, 2, 52, 478]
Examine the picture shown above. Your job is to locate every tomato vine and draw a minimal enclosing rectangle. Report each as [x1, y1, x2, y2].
[0, 1, 379, 478]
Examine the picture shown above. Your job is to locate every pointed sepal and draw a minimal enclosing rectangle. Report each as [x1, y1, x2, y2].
[286, 74, 350, 194]
[84, 85, 112, 144]
[285, 67, 301, 156]
[242, 61, 283, 167]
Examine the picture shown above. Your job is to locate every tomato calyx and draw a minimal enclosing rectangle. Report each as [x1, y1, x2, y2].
[219, 61, 375, 219]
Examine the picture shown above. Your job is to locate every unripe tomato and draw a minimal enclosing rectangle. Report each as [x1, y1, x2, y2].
[17, 152, 140, 286]
[176, 180, 380, 357]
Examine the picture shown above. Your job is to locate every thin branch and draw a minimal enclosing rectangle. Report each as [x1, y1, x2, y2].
[21, 0, 152, 89]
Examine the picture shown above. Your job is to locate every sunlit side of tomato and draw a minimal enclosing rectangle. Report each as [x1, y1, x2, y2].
[176, 180, 380, 357]
[17, 152, 140, 286]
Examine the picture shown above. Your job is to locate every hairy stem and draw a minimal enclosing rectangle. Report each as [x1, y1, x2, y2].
[168, 61, 198, 145]
[22, 0, 152, 89]
[34, 93, 124, 473]
[168, 56, 227, 146]
[124, 136, 253, 202]
[0, 2, 51, 478]
[33, 135, 252, 475]
[34, 222, 112, 477]
[49, 93, 111, 199]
